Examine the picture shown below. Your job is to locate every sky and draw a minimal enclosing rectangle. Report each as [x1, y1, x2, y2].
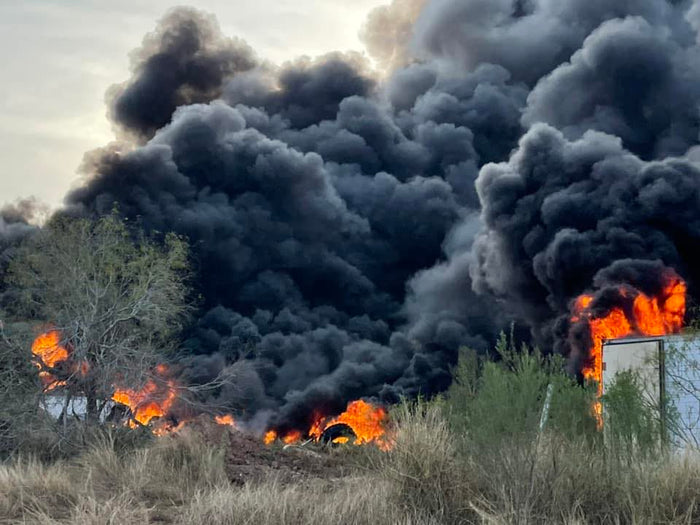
[0, 0, 386, 210]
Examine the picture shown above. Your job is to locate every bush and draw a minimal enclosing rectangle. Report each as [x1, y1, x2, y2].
[445, 333, 598, 450]
[602, 369, 663, 457]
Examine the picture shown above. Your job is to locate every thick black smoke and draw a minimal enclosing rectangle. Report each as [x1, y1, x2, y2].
[57, 1, 700, 431]
[108, 7, 256, 141]
[524, 16, 700, 158]
[471, 123, 700, 352]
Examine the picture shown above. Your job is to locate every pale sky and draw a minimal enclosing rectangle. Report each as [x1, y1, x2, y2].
[0, 0, 386, 209]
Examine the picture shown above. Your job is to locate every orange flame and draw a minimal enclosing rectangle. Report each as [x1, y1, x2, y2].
[264, 430, 277, 445]
[31, 330, 90, 392]
[264, 399, 392, 450]
[29, 332, 238, 436]
[111, 373, 178, 428]
[152, 420, 187, 436]
[318, 400, 391, 449]
[282, 430, 302, 444]
[307, 410, 325, 439]
[572, 275, 687, 426]
[32, 330, 69, 368]
[215, 414, 237, 427]
[31, 330, 70, 391]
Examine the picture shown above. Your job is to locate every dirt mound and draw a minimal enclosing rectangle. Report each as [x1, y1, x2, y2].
[182, 417, 358, 484]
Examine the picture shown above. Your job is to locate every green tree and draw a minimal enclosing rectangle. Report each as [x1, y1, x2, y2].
[3, 212, 191, 425]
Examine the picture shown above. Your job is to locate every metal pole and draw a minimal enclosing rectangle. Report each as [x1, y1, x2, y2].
[539, 383, 554, 433]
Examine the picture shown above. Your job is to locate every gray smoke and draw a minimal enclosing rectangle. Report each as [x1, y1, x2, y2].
[360, 0, 427, 71]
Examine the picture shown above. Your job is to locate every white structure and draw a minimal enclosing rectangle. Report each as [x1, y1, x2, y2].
[41, 395, 114, 422]
[602, 335, 700, 448]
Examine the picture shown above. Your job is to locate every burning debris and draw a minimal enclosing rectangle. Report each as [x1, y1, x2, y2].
[31, 330, 89, 392]
[31, 330, 69, 391]
[111, 364, 179, 429]
[31, 330, 391, 447]
[31, 329, 179, 430]
[7, 0, 700, 444]
[266, 399, 392, 450]
[215, 414, 237, 427]
[572, 274, 686, 388]
[569, 268, 687, 423]
[310, 400, 391, 449]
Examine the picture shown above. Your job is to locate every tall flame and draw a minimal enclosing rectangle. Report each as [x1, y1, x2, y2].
[572, 275, 687, 425]
[32, 330, 69, 369]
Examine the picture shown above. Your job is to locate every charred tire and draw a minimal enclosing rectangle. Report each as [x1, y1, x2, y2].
[320, 423, 356, 445]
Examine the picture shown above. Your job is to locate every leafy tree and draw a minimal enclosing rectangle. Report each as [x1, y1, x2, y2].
[3, 212, 191, 424]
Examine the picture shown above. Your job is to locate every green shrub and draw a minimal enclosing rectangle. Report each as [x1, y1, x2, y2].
[445, 332, 598, 450]
[602, 369, 663, 456]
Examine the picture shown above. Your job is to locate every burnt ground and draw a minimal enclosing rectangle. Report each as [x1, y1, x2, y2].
[183, 418, 363, 485]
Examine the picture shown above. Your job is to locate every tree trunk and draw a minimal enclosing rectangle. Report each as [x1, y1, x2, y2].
[85, 388, 100, 425]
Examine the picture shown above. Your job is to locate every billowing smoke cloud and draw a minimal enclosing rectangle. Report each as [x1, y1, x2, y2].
[107, 7, 256, 141]
[224, 53, 375, 129]
[411, 0, 690, 84]
[524, 16, 700, 158]
[54, 0, 700, 431]
[471, 123, 700, 351]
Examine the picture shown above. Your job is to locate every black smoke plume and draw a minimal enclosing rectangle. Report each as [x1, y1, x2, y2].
[46, 0, 700, 431]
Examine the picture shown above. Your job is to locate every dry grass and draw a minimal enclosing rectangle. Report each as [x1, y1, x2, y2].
[0, 429, 428, 525]
[174, 478, 431, 525]
[1, 408, 700, 524]
[373, 400, 700, 524]
[377, 401, 471, 522]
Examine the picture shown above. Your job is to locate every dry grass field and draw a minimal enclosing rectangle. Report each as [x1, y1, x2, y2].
[2, 401, 700, 524]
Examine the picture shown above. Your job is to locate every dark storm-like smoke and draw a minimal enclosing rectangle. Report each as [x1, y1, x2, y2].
[57, 1, 700, 430]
